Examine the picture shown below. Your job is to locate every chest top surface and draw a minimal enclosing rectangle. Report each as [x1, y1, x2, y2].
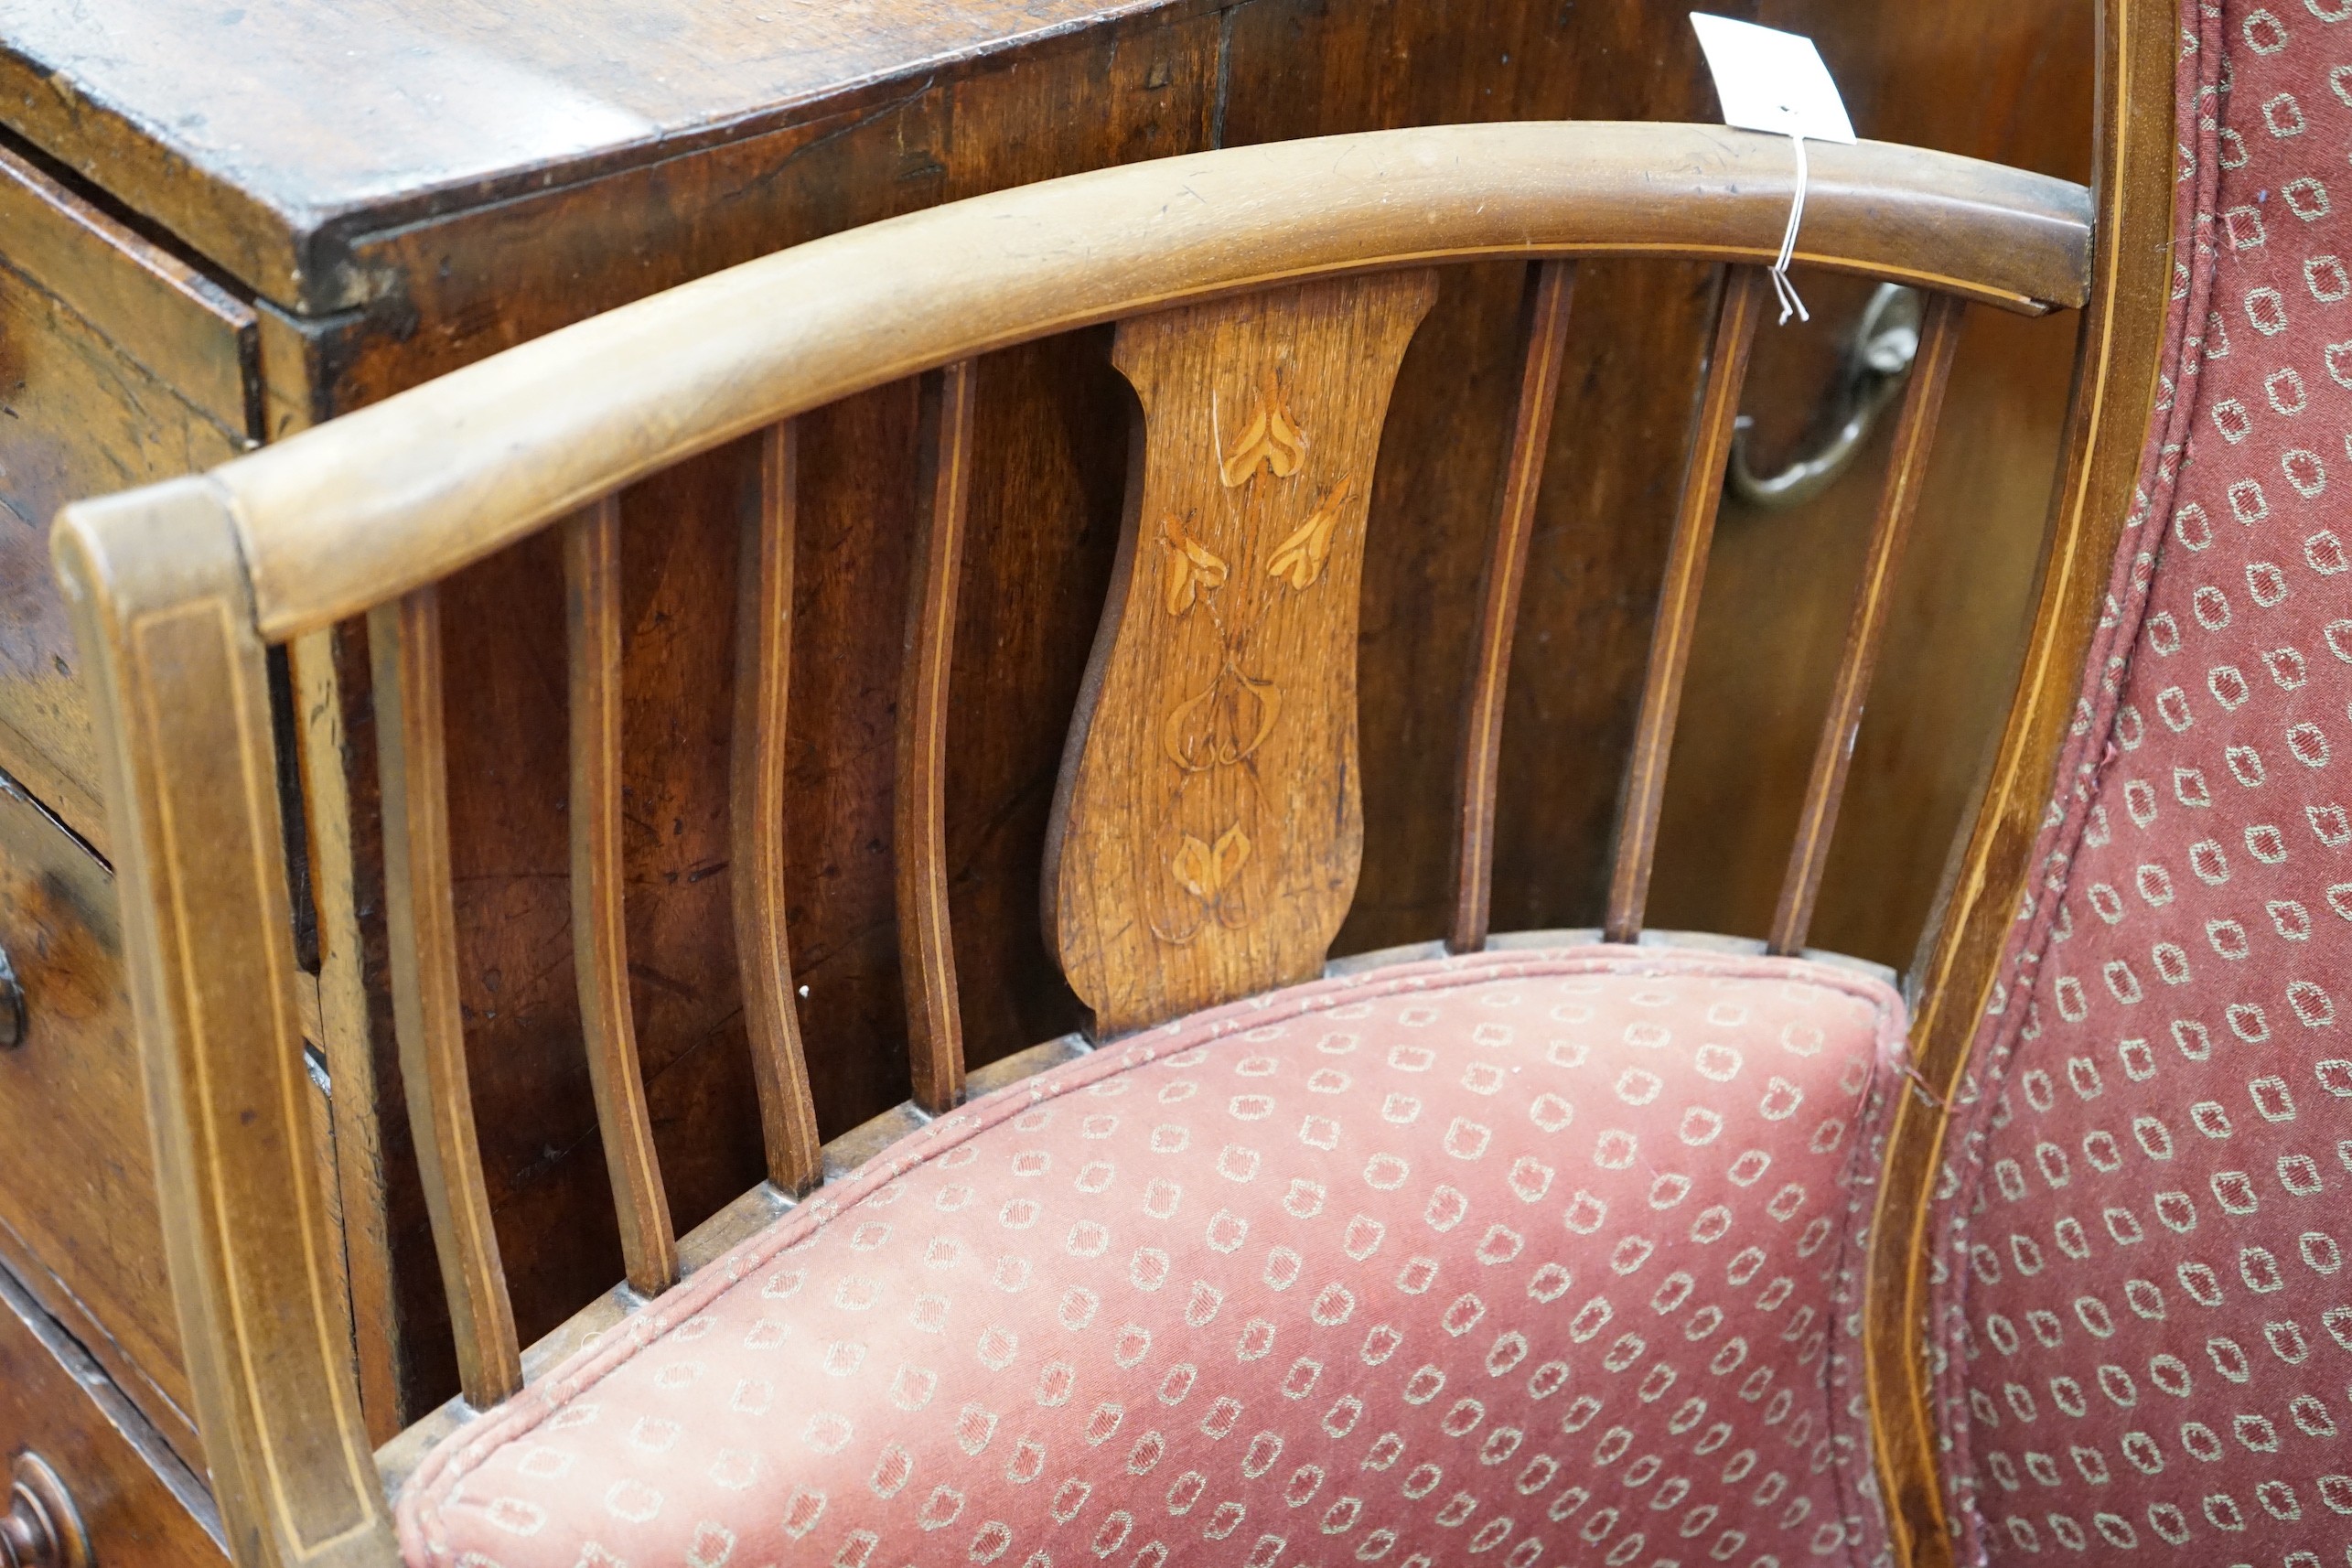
[0, 0, 1194, 310]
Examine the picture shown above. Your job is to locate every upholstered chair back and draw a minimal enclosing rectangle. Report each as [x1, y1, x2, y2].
[1924, 6, 2352, 1562]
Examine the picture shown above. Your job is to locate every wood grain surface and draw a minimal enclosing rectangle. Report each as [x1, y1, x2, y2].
[0, 144, 255, 849]
[897, 362, 977, 1109]
[0, 0, 1226, 312]
[1767, 294, 1965, 956]
[1447, 261, 1575, 957]
[729, 422, 823, 1194]
[564, 499, 678, 1296]
[0, 777, 198, 1462]
[1651, 0, 2100, 973]
[218, 124, 2089, 643]
[55, 485, 394, 1567]
[1048, 271, 1435, 1036]
[285, 623, 433, 1444]
[368, 589, 521, 1410]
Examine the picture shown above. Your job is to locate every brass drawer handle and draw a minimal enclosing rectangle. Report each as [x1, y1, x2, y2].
[0, 1455, 88, 1568]
[1727, 282, 1924, 511]
[0, 945, 21, 1048]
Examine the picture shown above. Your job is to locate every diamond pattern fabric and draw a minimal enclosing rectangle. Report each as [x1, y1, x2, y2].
[395, 946, 1904, 1568]
[1930, 5, 2352, 1563]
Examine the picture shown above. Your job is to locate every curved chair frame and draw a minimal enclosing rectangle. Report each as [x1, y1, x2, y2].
[53, 6, 2173, 1561]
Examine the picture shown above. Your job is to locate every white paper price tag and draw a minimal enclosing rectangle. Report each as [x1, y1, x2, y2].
[1689, 15, 1855, 144]
[1688, 14, 1856, 323]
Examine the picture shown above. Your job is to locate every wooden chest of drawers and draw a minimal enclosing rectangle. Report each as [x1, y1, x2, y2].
[0, 1, 2097, 1552]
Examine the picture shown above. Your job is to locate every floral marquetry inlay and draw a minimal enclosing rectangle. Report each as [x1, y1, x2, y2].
[1268, 476, 1353, 590]
[1215, 377, 1309, 486]
[1046, 270, 1436, 1036]
[1158, 518, 1228, 616]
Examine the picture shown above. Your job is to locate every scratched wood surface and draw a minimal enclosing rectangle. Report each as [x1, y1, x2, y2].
[0, 145, 254, 853]
[1049, 272, 1436, 1036]
[0, 0, 1230, 315]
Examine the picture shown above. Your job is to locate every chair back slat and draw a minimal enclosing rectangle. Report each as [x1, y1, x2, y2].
[1449, 259, 1577, 955]
[1605, 265, 1768, 942]
[730, 420, 824, 1191]
[897, 361, 978, 1110]
[563, 498, 680, 1295]
[1768, 293, 1967, 956]
[367, 585, 523, 1407]
[1047, 270, 1437, 1037]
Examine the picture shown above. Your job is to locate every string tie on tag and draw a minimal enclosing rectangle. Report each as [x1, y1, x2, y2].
[1771, 133, 1810, 325]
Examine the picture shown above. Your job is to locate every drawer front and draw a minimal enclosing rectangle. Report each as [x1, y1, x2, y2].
[0, 1256, 224, 1565]
[0, 142, 256, 847]
[0, 780, 199, 1462]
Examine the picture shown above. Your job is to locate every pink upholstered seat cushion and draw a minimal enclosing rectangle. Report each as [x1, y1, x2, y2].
[396, 945, 1904, 1568]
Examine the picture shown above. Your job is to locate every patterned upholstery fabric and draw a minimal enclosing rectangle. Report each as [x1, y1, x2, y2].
[1929, 5, 2352, 1563]
[396, 946, 1905, 1568]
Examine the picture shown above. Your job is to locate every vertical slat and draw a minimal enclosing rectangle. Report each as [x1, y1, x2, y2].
[897, 360, 976, 1112]
[1604, 265, 1768, 943]
[368, 587, 521, 1407]
[1769, 294, 1966, 956]
[564, 498, 678, 1295]
[1450, 260, 1577, 953]
[731, 421, 823, 1192]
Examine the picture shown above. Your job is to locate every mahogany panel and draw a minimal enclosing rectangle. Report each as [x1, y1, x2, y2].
[1768, 293, 1965, 956]
[1606, 267, 1767, 941]
[937, 333, 1126, 1078]
[299, 21, 1225, 1403]
[780, 393, 924, 1143]
[368, 588, 521, 1410]
[0, 0, 1226, 313]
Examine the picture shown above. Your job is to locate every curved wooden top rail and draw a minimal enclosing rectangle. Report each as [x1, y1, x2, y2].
[181, 122, 2089, 640]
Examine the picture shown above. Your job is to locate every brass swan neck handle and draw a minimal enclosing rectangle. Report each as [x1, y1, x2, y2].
[1728, 283, 1924, 511]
